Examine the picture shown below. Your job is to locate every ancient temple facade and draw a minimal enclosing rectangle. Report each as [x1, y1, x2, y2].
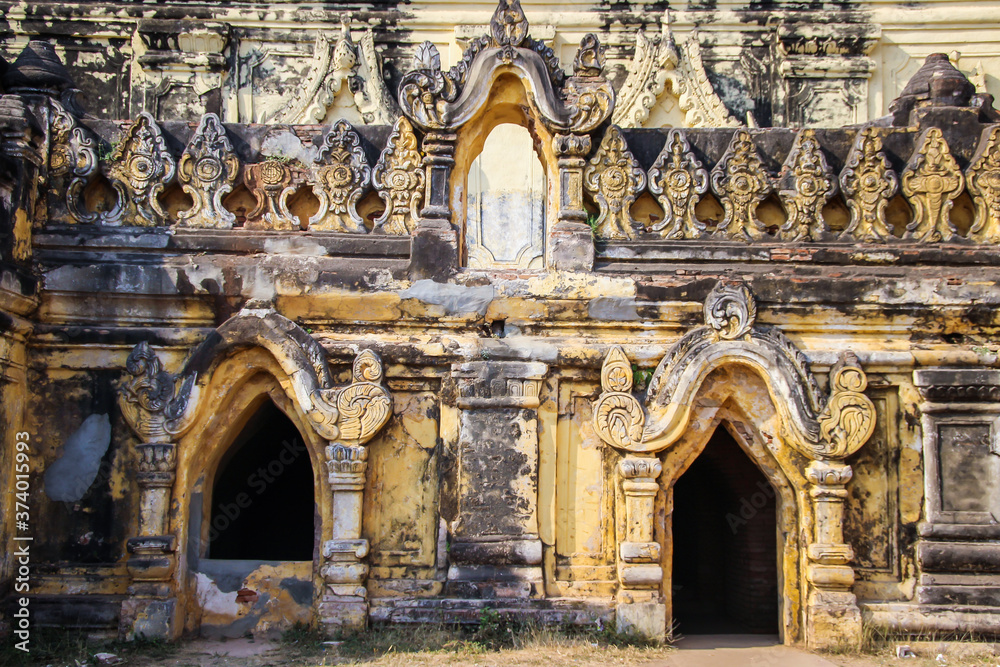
[3, 0, 1000, 651]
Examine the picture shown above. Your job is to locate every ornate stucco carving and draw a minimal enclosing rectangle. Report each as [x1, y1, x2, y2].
[967, 124, 1000, 244]
[335, 350, 393, 445]
[372, 117, 424, 235]
[397, 0, 613, 134]
[647, 129, 708, 239]
[584, 125, 646, 240]
[243, 159, 302, 231]
[268, 23, 399, 125]
[310, 120, 371, 233]
[778, 129, 836, 242]
[103, 112, 175, 227]
[839, 127, 898, 242]
[613, 27, 739, 129]
[49, 104, 98, 224]
[902, 127, 964, 243]
[176, 113, 240, 229]
[119, 341, 198, 443]
[711, 130, 772, 241]
[591, 279, 875, 462]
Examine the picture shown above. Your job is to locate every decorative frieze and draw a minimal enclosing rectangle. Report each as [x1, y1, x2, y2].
[778, 129, 836, 242]
[176, 113, 240, 229]
[839, 127, 898, 242]
[584, 125, 646, 240]
[711, 130, 772, 241]
[310, 120, 371, 232]
[646, 129, 708, 239]
[902, 127, 964, 243]
[372, 117, 424, 235]
[967, 125, 1000, 244]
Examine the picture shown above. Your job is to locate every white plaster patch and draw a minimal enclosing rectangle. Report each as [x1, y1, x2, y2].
[43, 413, 112, 502]
[195, 572, 242, 617]
[399, 279, 495, 316]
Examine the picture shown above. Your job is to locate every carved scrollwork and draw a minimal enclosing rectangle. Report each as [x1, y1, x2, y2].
[647, 129, 708, 239]
[562, 35, 615, 134]
[118, 341, 196, 443]
[372, 117, 424, 235]
[336, 350, 392, 445]
[593, 346, 646, 451]
[902, 127, 964, 242]
[176, 113, 240, 229]
[104, 112, 176, 227]
[243, 159, 302, 231]
[49, 104, 98, 224]
[778, 129, 836, 242]
[839, 127, 898, 242]
[967, 124, 1000, 243]
[310, 120, 371, 232]
[704, 280, 757, 341]
[584, 125, 646, 240]
[711, 130, 772, 241]
[817, 352, 876, 459]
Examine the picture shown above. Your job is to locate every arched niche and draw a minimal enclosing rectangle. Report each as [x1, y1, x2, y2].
[466, 122, 546, 268]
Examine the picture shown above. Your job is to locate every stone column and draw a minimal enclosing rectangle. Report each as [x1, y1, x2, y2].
[805, 459, 861, 650]
[616, 456, 665, 639]
[446, 361, 547, 598]
[549, 133, 594, 271]
[121, 441, 179, 639]
[410, 131, 459, 281]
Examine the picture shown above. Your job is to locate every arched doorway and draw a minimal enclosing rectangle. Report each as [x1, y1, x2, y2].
[671, 427, 779, 635]
[207, 400, 315, 561]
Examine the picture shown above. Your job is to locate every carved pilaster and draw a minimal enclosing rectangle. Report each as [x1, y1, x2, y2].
[549, 133, 593, 271]
[616, 456, 665, 639]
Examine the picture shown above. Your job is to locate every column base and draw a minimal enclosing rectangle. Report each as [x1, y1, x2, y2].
[318, 597, 368, 632]
[806, 591, 862, 650]
[616, 601, 666, 642]
[119, 597, 178, 640]
[549, 222, 594, 272]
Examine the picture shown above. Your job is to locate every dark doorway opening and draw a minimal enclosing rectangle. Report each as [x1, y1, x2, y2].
[671, 428, 779, 635]
[208, 401, 314, 560]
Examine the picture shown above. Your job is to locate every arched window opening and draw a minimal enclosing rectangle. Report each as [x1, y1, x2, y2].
[208, 401, 315, 561]
[671, 427, 780, 635]
[466, 123, 545, 269]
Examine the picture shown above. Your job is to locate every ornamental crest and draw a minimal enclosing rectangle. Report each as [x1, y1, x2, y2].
[310, 120, 371, 233]
[647, 129, 708, 239]
[177, 113, 241, 229]
[839, 127, 898, 242]
[584, 125, 646, 240]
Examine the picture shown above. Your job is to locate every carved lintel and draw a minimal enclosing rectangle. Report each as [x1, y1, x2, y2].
[243, 159, 302, 230]
[967, 124, 1000, 243]
[372, 117, 424, 234]
[839, 126, 898, 242]
[902, 127, 964, 243]
[310, 119, 371, 232]
[778, 129, 836, 242]
[104, 112, 175, 227]
[711, 130, 772, 241]
[176, 113, 239, 229]
[584, 125, 645, 240]
[647, 129, 708, 239]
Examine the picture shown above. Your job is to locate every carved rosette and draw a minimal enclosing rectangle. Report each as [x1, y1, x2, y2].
[711, 130, 772, 241]
[243, 159, 302, 231]
[839, 127, 898, 242]
[105, 112, 175, 227]
[817, 352, 876, 460]
[967, 125, 1000, 244]
[704, 280, 756, 340]
[593, 347, 646, 450]
[310, 120, 371, 232]
[372, 117, 424, 235]
[778, 129, 836, 242]
[902, 127, 964, 243]
[647, 129, 708, 239]
[584, 125, 646, 240]
[176, 113, 240, 229]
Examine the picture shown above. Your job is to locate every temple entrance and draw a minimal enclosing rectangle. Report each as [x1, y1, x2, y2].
[671, 427, 780, 635]
[207, 400, 315, 561]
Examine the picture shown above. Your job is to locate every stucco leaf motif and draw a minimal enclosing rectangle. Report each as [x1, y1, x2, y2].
[104, 112, 175, 227]
[491, 0, 529, 50]
[818, 352, 876, 459]
[839, 127, 898, 242]
[967, 124, 1000, 243]
[902, 127, 964, 243]
[647, 129, 708, 239]
[372, 117, 425, 235]
[334, 350, 392, 445]
[704, 280, 756, 341]
[176, 113, 240, 229]
[711, 130, 772, 241]
[118, 341, 196, 442]
[310, 120, 371, 232]
[49, 105, 99, 224]
[593, 346, 647, 451]
[778, 129, 836, 242]
[584, 125, 646, 240]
